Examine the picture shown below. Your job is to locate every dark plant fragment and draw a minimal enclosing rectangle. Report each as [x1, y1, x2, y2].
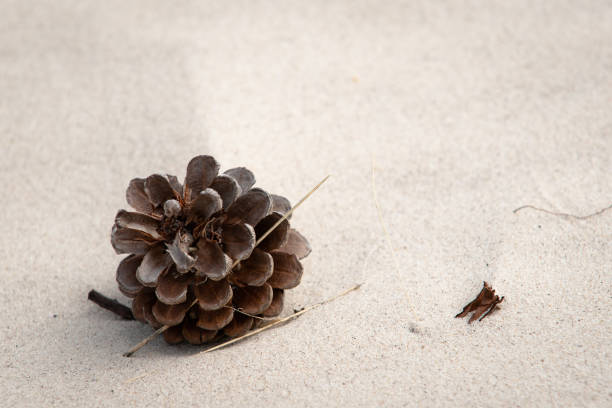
[455, 281, 504, 323]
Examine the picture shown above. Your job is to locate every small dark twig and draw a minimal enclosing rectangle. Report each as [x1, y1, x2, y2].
[88, 289, 134, 320]
[513, 204, 612, 220]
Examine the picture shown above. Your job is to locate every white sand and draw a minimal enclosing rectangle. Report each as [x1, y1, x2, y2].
[1, 1, 610, 406]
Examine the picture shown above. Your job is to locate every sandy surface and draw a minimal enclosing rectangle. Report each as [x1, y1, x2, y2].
[1, 1, 611, 406]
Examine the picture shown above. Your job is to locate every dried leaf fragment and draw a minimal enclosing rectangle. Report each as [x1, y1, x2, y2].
[455, 281, 504, 323]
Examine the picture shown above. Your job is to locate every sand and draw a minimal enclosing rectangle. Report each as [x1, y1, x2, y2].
[1, 1, 610, 406]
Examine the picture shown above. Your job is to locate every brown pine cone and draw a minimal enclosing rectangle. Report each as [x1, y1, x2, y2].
[111, 155, 311, 345]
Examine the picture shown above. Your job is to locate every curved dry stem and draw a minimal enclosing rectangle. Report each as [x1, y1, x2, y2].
[513, 204, 612, 220]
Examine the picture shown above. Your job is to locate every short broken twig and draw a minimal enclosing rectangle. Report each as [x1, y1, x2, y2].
[88, 289, 134, 320]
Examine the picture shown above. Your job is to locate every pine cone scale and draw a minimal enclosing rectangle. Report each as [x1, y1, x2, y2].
[144, 174, 178, 207]
[187, 189, 222, 224]
[126, 178, 154, 214]
[197, 305, 234, 331]
[163, 325, 185, 344]
[233, 283, 273, 315]
[165, 233, 195, 273]
[116, 254, 145, 297]
[184, 155, 220, 201]
[135, 246, 172, 287]
[210, 174, 241, 209]
[220, 223, 256, 261]
[262, 289, 284, 317]
[222, 314, 253, 338]
[267, 252, 303, 289]
[274, 229, 311, 260]
[132, 290, 157, 325]
[182, 320, 217, 345]
[225, 188, 272, 226]
[194, 240, 232, 280]
[194, 278, 233, 311]
[223, 167, 255, 193]
[111, 225, 157, 255]
[254, 212, 290, 251]
[270, 194, 292, 217]
[115, 210, 163, 240]
[231, 248, 273, 287]
[155, 269, 191, 305]
[152, 300, 189, 326]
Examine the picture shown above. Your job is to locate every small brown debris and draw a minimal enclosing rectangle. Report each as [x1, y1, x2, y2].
[455, 281, 504, 323]
[87, 290, 134, 320]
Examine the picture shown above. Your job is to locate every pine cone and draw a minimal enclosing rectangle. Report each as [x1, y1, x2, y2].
[111, 155, 311, 345]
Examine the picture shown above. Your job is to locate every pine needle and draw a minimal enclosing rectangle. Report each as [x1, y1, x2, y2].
[201, 284, 362, 354]
[223, 305, 277, 320]
[123, 325, 171, 357]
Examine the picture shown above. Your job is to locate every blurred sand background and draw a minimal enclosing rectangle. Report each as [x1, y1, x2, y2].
[0, 1, 610, 406]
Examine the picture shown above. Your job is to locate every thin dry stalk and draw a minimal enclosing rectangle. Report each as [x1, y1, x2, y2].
[223, 306, 276, 320]
[123, 175, 330, 357]
[513, 203, 612, 220]
[201, 284, 362, 354]
[123, 283, 362, 382]
[124, 372, 149, 384]
[123, 325, 170, 357]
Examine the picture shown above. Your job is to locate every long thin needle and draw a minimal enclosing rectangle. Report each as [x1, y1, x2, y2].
[202, 284, 361, 354]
